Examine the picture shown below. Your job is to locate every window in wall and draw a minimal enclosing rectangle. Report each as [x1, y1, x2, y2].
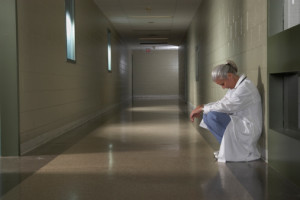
[195, 45, 200, 81]
[65, 0, 76, 62]
[269, 72, 300, 140]
[268, 0, 300, 36]
[107, 29, 112, 72]
[284, 0, 300, 30]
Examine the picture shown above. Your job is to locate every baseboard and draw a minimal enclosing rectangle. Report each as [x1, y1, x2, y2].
[21, 98, 132, 155]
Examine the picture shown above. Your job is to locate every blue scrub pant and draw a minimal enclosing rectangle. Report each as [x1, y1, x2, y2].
[203, 111, 231, 143]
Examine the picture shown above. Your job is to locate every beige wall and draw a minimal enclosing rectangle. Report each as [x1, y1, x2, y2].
[17, 0, 132, 154]
[181, 0, 268, 159]
[132, 50, 179, 99]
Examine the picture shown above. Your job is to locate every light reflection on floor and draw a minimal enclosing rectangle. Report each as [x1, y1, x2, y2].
[0, 99, 300, 200]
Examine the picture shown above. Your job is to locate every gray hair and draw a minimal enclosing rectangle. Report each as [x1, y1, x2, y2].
[211, 60, 238, 81]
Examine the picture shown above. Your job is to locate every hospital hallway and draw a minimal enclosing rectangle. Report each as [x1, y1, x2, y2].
[0, 99, 300, 200]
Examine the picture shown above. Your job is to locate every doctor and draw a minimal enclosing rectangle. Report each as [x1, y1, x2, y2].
[190, 60, 262, 162]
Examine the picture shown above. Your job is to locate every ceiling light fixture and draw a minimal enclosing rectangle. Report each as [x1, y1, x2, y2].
[139, 38, 168, 40]
[140, 42, 168, 45]
[129, 16, 173, 19]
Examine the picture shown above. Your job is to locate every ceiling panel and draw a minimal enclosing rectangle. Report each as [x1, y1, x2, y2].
[94, 0, 202, 47]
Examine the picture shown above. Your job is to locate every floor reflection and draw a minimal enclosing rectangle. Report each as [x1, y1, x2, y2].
[1, 100, 300, 200]
[202, 160, 300, 200]
[202, 162, 254, 200]
[226, 161, 265, 200]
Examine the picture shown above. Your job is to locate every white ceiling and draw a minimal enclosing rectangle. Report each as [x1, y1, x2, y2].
[94, 0, 202, 48]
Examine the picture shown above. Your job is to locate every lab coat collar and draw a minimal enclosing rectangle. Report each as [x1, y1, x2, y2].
[234, 74, 247, 89]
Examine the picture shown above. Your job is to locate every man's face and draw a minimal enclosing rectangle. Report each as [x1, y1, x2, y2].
[214, 73, 236, 89]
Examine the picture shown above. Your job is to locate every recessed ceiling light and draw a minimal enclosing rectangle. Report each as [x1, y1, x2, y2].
[129, 16, 173, 19]
[139, 38, 168, 40]
[140, 42, 168, 45]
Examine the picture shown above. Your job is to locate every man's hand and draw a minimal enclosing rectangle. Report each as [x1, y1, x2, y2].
[189, 105, 203, 122]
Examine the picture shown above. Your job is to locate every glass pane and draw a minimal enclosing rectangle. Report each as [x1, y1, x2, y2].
[284, 0, 300, 30]
[65, 0, 76, 62]
[268, 0, 300, 36]
[107, 29, 111, 71]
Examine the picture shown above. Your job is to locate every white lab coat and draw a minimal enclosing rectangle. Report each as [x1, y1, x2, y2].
[200, 74, 262, 162]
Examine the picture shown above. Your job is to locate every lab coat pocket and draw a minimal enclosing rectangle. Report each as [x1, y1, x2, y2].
[231, 117, 252, 143]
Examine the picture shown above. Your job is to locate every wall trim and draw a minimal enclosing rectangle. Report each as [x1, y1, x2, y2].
[21, 98, 132, 155]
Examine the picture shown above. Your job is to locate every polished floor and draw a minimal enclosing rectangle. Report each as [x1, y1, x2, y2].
[0, 100, 300, 200]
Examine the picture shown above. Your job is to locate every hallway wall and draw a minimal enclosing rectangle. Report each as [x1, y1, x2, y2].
[132, 50, 179, 99]
[0, 0, 20, 156]
[17, 0, 132, 154]
[180, 0, 268, 159]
